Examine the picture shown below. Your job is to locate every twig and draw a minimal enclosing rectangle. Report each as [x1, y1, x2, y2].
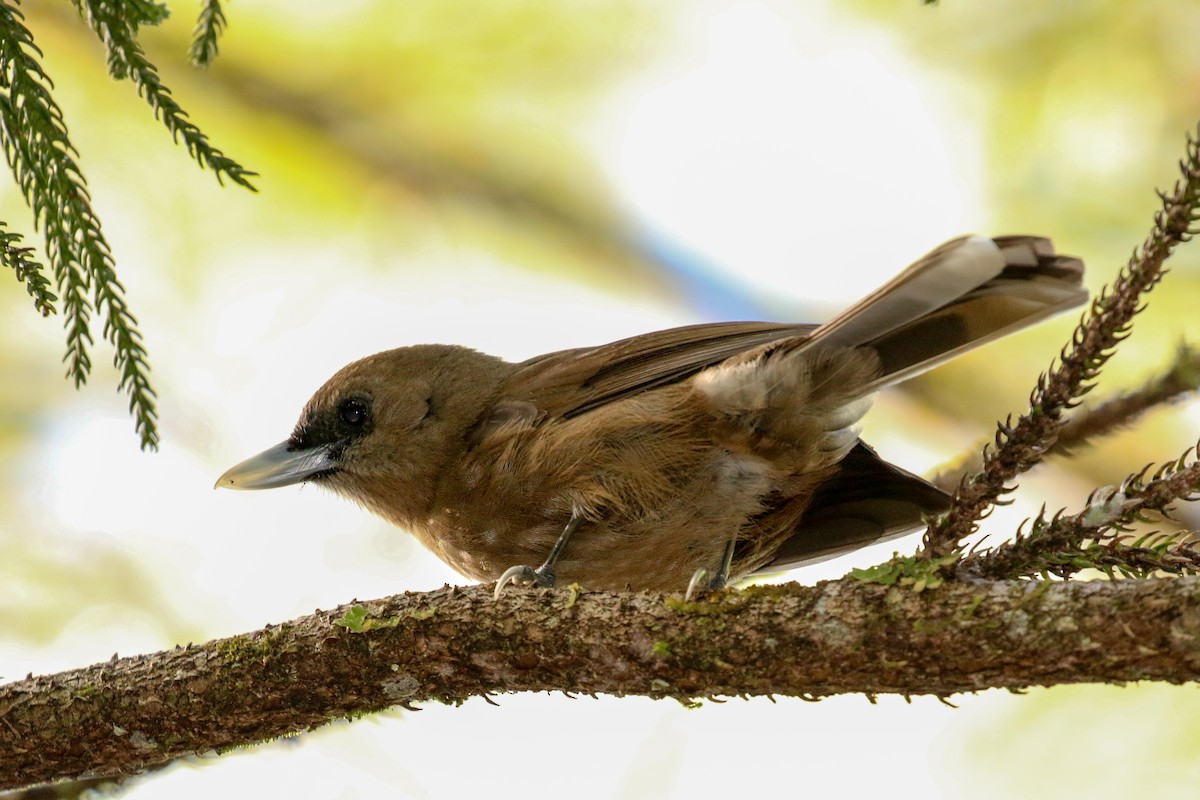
[922, 125, 1200, 558]
[928, 341, 1200, 493]
[965, 442, 1200, 579]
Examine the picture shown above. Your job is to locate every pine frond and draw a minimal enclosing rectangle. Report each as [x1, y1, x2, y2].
[0, 2, 95, 384]
[0, 2, 158, 449]
[124, 0, 170, 28]
[0, 221, 55, 316]
[73, 0, 256, 190]
[929, 341, 1200, 492]
[66, 1, 170, 79]
[965, 443, 1200, 579]
[190, 0, 226, 67]
[922, 125, 1200, 559]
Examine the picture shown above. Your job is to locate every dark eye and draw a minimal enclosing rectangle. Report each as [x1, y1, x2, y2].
[338, 397, 370, 427]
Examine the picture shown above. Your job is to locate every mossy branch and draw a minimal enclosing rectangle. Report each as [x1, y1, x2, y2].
[922, 125, 1200, 558]
[5, 578, 1200, 791]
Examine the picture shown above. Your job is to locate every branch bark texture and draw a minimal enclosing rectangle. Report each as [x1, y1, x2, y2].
[4, 577, 1200, 790]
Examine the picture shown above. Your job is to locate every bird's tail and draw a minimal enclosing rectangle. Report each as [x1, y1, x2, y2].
[810, 235, 1087, 391]
[746, 235, 1086, 575]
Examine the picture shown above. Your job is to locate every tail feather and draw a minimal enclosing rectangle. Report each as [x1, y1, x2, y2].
[744, 235, 1085, 575]
[814, 236, 1007, 350]
[810, 235, 1086, 392]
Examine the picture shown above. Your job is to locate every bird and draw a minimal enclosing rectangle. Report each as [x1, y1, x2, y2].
[217, 235, 1086, 597]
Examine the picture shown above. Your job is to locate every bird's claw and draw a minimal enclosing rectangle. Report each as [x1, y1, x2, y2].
[494, 564, 556, 599]
[684, 566, 726, 601]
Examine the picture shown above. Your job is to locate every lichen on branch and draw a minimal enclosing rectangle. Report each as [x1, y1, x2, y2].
[5, 578, 1200, 791]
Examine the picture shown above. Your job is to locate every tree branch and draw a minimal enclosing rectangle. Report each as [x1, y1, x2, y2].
[928, 341, 1200, 494]
[955, 441, 1200, 579]
[921, 125, 1200, 557]
[1053, 341, 1200, 454]
[4, 577, 1200, 791]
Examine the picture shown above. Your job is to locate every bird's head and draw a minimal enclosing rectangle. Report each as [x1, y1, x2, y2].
[216, 344, 511, 525]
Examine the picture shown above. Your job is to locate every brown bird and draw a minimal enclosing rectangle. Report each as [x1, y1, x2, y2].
[217, 235, 1085, 596]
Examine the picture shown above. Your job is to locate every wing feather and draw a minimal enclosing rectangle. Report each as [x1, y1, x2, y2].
[499, 321, 816, 419]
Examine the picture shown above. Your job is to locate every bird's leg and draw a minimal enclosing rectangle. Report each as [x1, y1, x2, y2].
[494, 513, 584, 598]
[685, 536, 737, 601]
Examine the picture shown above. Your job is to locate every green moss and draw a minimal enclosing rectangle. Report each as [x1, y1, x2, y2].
[695, 616, 728, 632]
[1014, 579, 1053, 608]
[850, 552, 961, 591]
[335, 605, 371, 632]
[651, 640, 673, 658]
[969, 619, 1003, 634]
[912, 617, 954, 635]
[740, 583, 795, 601]
[335, 603, 433, 633]
[663, 594, 742, 616]
[215, 627, 289, 663]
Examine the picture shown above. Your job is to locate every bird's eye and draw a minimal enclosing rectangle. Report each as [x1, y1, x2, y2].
[338, 397, 370, 427]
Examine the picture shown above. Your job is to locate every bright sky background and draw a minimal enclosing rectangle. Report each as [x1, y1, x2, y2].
[4, 0, 1198, 797]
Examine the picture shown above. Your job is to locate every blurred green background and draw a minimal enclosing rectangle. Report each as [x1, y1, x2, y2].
[2, 1, 1199, 797]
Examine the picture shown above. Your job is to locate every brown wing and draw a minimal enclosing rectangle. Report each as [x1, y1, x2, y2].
[494, 236, 1084, 421]
[498, 321, 817, 419]
[751, 442, 951, 573]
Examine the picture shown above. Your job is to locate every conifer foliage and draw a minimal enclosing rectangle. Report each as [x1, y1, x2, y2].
[0, 0, 253, 450]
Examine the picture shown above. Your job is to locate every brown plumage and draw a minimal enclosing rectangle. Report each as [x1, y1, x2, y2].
[217, 235, 1086, 593]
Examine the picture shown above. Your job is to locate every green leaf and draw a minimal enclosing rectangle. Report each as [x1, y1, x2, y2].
[335, 605, 371, 633]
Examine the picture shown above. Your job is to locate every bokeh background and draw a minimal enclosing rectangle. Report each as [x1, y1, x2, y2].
[3, 0, 1200, 797]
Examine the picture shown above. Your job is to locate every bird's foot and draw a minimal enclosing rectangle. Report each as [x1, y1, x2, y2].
[684, 567, 727, 602]
[494, 564, 556, 599]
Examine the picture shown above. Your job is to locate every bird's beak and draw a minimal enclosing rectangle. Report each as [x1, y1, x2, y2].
[215, 441, 338, 490]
